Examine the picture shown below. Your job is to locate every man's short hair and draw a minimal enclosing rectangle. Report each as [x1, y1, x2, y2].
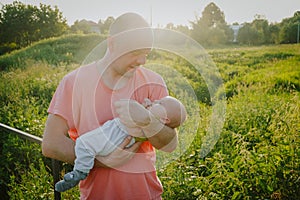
[108, 13, 153, 55]
[109, 13, 150, 36]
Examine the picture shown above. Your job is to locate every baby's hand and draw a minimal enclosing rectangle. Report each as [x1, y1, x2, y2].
[142, 98, 152, 109]
[115, 99, 151, 127]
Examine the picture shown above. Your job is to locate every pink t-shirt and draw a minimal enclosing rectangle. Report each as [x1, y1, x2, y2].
[48, 62, 168, 199]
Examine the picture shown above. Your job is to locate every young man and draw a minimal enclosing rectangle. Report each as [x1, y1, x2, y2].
[42, 13, 178, 199]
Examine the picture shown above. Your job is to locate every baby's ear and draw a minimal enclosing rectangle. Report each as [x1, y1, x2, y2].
[160, 117, 170, 125]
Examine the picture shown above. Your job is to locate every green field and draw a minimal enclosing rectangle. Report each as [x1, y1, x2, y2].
[0, 34, 299, 199]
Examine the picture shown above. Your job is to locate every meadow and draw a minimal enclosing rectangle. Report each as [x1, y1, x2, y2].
[0, 34, 299, 199]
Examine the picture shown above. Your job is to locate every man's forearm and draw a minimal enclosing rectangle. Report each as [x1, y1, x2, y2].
[142, 118, 178, 152]
[42, 133, 77, 165]
[114, 99, 178, 152]
[42, 114, 76, 165]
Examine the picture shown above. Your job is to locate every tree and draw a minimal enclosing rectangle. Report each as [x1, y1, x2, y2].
[236, 17, 273, 45]
[237, 23, 260, 45]
[36, 4, 68, 39]
[98, 16, 115, 35]
[251, 18, 270, 44]
[279, 22, 299, 43]
[269, 23, 281, 44]
[190, 2, 233, 46]
[278, 11, 300, 44]
[200, 2, 226, 27]
[70, 20, 100, 34]
[174, 25, 191, 36]
[0, 1, 68, 54]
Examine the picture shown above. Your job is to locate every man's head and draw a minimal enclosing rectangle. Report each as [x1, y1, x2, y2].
[109, 12, 150, 36]
[146, 96, 187, 129]
[105, 13, 153, 79]
[108, 13, 153, 59]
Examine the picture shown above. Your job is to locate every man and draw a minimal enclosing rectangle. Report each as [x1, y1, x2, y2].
[42, 12, 178, 199]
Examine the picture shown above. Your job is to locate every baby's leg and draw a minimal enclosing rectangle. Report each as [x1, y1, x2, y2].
[74, 137, 96, 173]
[55, 137, 94, 192]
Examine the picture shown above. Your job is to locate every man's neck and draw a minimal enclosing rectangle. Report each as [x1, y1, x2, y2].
[97, 60, 130, 90]
[103, 70, 130, 90]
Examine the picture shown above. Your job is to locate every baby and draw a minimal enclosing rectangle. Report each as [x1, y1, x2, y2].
[55, 96, 187, 192]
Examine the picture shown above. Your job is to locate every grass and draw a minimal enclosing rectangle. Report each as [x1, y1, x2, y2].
[0, 34, 299, 199]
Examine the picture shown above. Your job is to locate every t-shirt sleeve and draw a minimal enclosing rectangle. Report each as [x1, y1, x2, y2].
[48, 75, 74, 128]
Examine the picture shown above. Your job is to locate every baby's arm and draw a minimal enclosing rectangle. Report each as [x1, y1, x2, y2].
[116, 99, 150, 138]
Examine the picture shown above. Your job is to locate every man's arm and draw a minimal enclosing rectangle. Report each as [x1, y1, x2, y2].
[142, 116, 178, 152]
[115, 100, 178, 152]
[42, 114, 76, 164]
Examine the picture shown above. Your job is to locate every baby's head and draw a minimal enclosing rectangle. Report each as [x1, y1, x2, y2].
[146, 96, 187, 128]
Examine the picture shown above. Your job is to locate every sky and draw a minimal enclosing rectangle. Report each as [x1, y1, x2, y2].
[1, 0, 300, 27]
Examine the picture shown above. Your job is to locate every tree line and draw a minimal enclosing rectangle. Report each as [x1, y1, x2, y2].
[188, 3, 300, 46]
[0, 1, 68, 54]
[1, 1, 299, 55]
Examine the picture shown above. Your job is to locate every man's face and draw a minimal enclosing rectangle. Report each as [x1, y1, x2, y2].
[112, 49, 150, 78]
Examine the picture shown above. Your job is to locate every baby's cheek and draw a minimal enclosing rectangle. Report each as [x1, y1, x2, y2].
[150, 105, 167, 119]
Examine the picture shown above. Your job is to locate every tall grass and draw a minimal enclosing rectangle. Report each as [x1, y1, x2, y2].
[0, 35, 299, 199]
[158, 44, 300, 199]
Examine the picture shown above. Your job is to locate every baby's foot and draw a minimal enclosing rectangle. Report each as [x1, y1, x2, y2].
[64, 170, 87, 181]
[55, 170, 87, 192]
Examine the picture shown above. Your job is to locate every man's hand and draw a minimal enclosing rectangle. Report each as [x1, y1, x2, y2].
[114, 99, 178, 152]
[95, 136, 141, 168]
[115, 99, 151, 127]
